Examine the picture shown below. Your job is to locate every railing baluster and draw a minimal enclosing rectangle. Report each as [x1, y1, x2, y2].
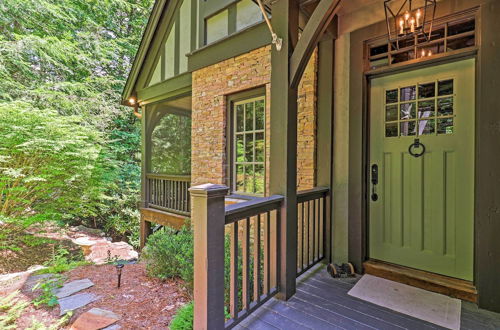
[300, 203, 306, 270]
[264, 211, 270, 295]
[306, 200, 310, 266]
[242, 217, 250, 311]
[253, 215, 261, 303]
[230, 222, 239, 320]
[296, 188, 330, 277]
[313, 199, 316, 263]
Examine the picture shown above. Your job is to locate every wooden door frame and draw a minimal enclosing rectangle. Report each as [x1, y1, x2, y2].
[343, 0, 500, 313]
[364, 57, 476, 280]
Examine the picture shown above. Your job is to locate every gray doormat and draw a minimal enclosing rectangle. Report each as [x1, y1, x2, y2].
[348, 274, 461, 330]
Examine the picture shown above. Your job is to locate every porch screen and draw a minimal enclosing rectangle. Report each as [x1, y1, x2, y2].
[232, 96, 265, 195]
[150, 112, 191, 175]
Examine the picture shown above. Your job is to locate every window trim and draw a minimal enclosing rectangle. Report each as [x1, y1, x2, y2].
[202, 0, 265, 46]
[227, 88, 266, 196]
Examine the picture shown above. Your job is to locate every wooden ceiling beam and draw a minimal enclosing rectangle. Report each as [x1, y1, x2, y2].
[289, 0, 342, 89]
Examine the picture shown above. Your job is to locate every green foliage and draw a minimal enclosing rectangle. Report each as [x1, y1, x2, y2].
[0, 223, 51, 252]
[0, 0, 153, 241]
[151, 114, 192, 175]
[142, 226, 194, 291]
[36, 247, 90, 275]
[142, 227, 254, 310]
[0, 285, 70, 329]
[0, 102, 103, 219]
[32, 275, 65, 308]
[169, 301, 193, 330]
[0, 291, 30, 329]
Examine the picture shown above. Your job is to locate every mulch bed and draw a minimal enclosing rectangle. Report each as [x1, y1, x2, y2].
[19, 263, 191, 329]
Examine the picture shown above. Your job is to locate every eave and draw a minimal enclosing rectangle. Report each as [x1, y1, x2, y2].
[121, 0, 169, 105]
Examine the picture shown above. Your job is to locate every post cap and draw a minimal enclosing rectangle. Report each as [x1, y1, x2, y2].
[189, 183, 229, 197]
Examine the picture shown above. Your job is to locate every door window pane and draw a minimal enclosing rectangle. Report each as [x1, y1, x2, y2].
[386, 89, 398, 104]
[438, 97, 454, 116]
[400, 103, 416, 120]
[400, 121, 417, 136]
[400, 86, 416, 101]
[438, 118, 454, 134]
[386, 123, 398, 137]
[418, 82, 435, 99]
[418, 119, 435, 135]
[386, 105, 398, 121]
[418, 100, 435, 118]
[438, 79, 454, 96]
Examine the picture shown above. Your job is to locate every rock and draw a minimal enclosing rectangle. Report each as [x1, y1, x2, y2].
[55, 279, 94, 298]
[87, 308, 120, 320]
[86, 241, 138, 265]
[69, 308, 120, 330]
[23, 273, 56, 292]
[102, 325, 121, 330]
[0, 266, 48, 296]
[70, 225, 104, 236]
[58, 293, 99, 316]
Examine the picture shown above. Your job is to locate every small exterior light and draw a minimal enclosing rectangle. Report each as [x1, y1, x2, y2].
[116, 263, 124, 288]
[128, 97, 136, 105]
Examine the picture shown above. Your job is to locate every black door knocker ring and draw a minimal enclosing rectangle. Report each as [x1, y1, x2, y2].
[408, 138, 426, 158]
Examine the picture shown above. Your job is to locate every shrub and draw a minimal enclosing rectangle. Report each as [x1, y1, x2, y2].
[142, 226, 193, 290]
[169, 301, 193, 330]
[36, 247, 90, 275]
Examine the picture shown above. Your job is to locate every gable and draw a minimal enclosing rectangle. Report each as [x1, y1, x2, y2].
[137, 0, 196, 89]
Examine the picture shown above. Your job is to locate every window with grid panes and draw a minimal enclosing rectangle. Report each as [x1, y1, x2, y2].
[385, 79, 455, 137]
[232, 96, 265, 195]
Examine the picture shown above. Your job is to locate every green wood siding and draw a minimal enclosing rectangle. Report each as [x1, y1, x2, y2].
[145, 0, 196, 88]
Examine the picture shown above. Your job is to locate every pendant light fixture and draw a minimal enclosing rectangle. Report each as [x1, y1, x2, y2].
[384, 0, 437, 50]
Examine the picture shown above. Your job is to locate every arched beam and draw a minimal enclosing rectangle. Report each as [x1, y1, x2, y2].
[289, 0, 342, 89]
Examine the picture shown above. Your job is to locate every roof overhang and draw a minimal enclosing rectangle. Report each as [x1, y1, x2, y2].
[121, 0, 169, 106]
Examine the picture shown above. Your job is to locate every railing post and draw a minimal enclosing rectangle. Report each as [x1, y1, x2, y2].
[190, 183, 228, 330]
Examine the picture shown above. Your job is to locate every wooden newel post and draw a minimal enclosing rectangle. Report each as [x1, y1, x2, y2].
[190, 183, 229, 330]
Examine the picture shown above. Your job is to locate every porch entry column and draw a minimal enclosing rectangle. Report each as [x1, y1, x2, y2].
[270, 0, 341, 300]
[269, 0, 300, 300]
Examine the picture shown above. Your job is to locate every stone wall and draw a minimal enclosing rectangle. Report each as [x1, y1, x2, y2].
[191, 45, 317, 194]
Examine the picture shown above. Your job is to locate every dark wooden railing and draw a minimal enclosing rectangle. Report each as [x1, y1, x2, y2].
[146, 173, 191, 216]
[190, 184, 330, 329]
[224, 195, 283, 329]
[296, 187, 330, 276]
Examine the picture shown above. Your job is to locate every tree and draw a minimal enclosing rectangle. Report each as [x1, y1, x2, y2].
[0, 0, 154, 244]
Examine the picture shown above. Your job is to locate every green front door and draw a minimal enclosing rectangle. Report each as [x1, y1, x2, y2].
[369, 59, 475, 280]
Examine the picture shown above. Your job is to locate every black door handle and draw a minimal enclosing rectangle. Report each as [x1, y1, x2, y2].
[371, 164, 378, 201]
[409, 138, 426, 158]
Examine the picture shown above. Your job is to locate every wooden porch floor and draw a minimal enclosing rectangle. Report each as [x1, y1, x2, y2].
[234, 265, 500, 330]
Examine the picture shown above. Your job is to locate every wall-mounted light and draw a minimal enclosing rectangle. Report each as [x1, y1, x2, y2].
[127, 96, 142, 119]
[384, 0, 437, 50]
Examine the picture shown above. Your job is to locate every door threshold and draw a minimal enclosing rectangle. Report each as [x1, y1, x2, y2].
[363, 260, 477, 303]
